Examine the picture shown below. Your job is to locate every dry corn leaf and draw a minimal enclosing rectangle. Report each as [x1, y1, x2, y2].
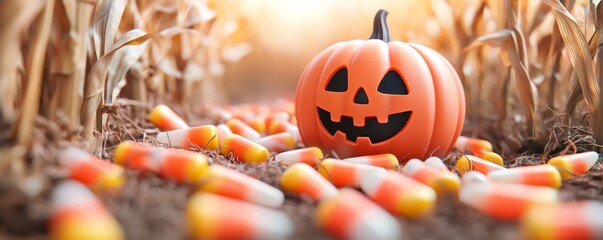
[544, 0, 601, 145]
[465, 29, 538, 137]
[91, 0, 127, 58]
[105, 40, 149, 104]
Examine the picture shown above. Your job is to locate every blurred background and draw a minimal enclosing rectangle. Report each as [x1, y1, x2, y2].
[221, 0, 433, 102]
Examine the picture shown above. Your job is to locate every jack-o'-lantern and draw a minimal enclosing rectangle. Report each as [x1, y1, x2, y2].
[295, 9, 465, 162]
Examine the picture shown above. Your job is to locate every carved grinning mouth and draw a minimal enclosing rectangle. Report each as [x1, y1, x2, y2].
[317, 107, 412, 143]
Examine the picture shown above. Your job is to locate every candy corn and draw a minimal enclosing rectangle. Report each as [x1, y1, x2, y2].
[487, 164, 562, 188]
[210, 106, 233, 121]
[226, 118, 261, 140]
[455, 136, 503, 165]
[316, 188, 402, 240]
[265, 111, 290, 130]
[59, 147, 125, 193]
[216, 123, 232, 145]
[455, 136, 493, 154]
[113, 141, 208, 183]
[547, 151, 599, 178]
[280, 163, 338, 201]
[424, 156, 449, 171]
[268, 118, 301, 142]
[455, 155, 506, 175]
[460, 182, 559, 221]
[462, 171, 488, 184]
[50, 181, 124, 240]
[148, 104, 189, 131]
[275, 147, 323, 167]
[402, 159, 461, 196]
[342, 154, 399, 169]
[220, 134, 270, 163]
[198, 165, 284, 208]
[521, 201, 603, 240]
[187, 193, 293, 239]
[156, 125, 218, 150]
[254, 132, 296, 153]
[245, 116, 267, 135]
[361, 171, 436, 218]
[317, 159, 386, 188]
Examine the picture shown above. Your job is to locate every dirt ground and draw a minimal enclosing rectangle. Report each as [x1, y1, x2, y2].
[0, 102, 601, 240]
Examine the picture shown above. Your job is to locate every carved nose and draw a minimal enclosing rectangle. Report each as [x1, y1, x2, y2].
[354, 88, 369, 104]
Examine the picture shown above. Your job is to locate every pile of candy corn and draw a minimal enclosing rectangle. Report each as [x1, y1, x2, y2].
[50, 101, 602, 240]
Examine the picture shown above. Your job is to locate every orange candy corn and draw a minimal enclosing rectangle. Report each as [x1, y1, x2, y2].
[268, 118, 301, 142]
[460, 182, 558, 221]
[317, 159, 386, 188]
[198, 165, 284, 207]
[402, 159, 461, 196]
[361, 171, 436, 218]
[50, 181, 124, 240]
[280, 163, 338, 201]
[156, 125, 218, 150]
[245, 116, 267, 135]
[254, 132, 296, 153]
[148, 104, 189, 131]
[187, 193, 293, 240]
[220, 134, 270, 163]
[216, 123, 233, 145]
[226, 118, 261, 140]
[275, 147, 323, 167]
[487, 164, 562, 188]
[113, 141, 208, 183]
[455, 136, 493, 154]
[265, 111, 290, 130]
[547, 151, 599, 178]
[316, 188, 402, 240]
[455, 136, 503, 165]
[455, 155, 506, 175]
[210, 106, 233, 121]
[342, 154, 399, 169]
[521, 201, 603, 240]
[59, 147, 125, 193]
[423, 156, 449, 171]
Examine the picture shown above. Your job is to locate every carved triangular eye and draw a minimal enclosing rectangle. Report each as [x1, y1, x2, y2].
[325, 68, 348, 92]
[378, 70, 408, 95]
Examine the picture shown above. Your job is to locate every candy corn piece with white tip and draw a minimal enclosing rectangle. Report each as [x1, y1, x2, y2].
[50, 181, 124, 240]
[210, 106, 233, 121]
[245, 116, 267, 135]
[402, 159, 461, 196]
[361, 171, 436, 218]
[316, 188, 402, 240]
[156, 125, 218, 150]
[268, 118, 301, 142]
[216, 123, 232, 145]
[265, 111, 290, 129]
[424, 156, 449, 171]
[318, 159, 386, 188]
[58, 147, 125, 193]
[455, 136, 503, 165]
[275, 147, 323, 167]
[148, 104, 189, 131]
[455, 155, 506, 175]
[254, 132, 296, 153]
[455, 136, 493, 154]
[547, 151, 599, 178]
[226, 118, 261, 140]
[487, 164, 562, 188]
[187, 193, 293, 240]
[280, 163, 338, 201]
[521, 201, 603, 240]
[462, 171, 488, 184]
[198, 165, 284, 208]
[220, 134, 269, 163]
[113, 141, 208, 183]
[460, 182, 559, 221]
[342, 154, 399, 169]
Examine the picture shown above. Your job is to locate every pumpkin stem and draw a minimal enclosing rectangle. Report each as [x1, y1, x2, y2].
[369, 9, 390, 43]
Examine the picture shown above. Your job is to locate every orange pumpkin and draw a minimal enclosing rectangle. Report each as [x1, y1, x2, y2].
[295, 10, 465, 162]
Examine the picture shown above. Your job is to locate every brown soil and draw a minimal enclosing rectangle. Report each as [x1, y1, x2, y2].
[0, 102, 601, 240]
